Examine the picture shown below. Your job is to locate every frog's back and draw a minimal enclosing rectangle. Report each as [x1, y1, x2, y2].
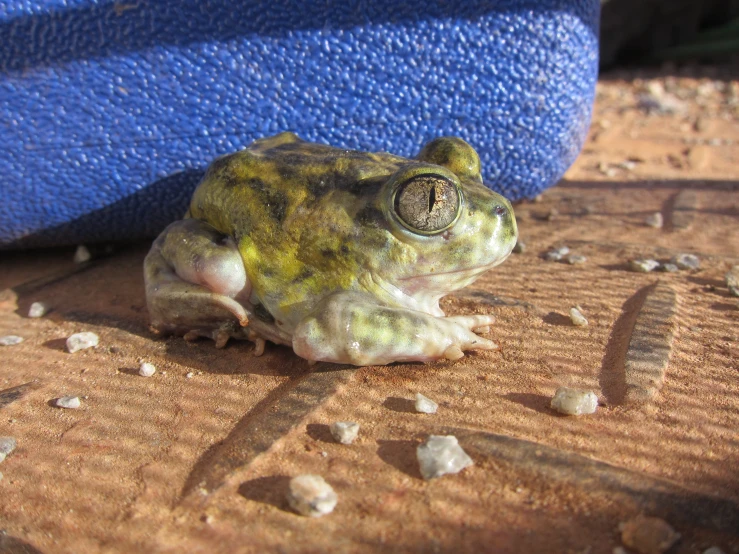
[188, 132, 403, 238]
[186, 133, 406, 319]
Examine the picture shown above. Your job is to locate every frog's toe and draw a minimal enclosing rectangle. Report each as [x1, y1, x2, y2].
[214, 330, 231, 349]
[443, 345, 465, 360]
[445, 314, 496, 330]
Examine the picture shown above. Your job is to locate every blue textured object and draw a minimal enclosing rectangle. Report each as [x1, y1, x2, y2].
[0, 0, 599, 249]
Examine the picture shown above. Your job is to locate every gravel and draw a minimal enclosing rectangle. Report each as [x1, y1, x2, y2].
[55, 396, 81, 409]
[286, 474, 337, 517]
[567, 254, 587, 265]
[629, 259, 660, 273]
[512, 240, 526, 254]
[550, 387, 598, 416]
[671, 253, 700, 270]
[0, 335, 24, 346]
[645, 213, 663, 228]
[329, 422, 360, 445]
[0, 437, 17, 456]
[658, 263, 679, 273]
[416, 435, 474, 480]
[66, 332, 99, 353]
[139, 362, 156, 377]
[544, 246, 570, 261]
[28, 302, 48, 318]
[73, 245, 92, 264]
[619, 515, 680, 554]
[569, 307, 588, 327]
[415, 393, 438, 414]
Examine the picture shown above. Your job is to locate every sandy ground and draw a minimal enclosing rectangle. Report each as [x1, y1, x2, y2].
[0, 67, 738, 554]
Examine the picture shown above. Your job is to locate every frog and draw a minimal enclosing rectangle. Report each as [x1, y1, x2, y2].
[144, 132, 517, 366]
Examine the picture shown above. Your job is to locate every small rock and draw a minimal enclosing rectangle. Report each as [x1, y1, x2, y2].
[550, 388, 598, 416]
[55, 396, 81, 409]
[139, 362, 156, 377]
[725, 266, 739, 297]
[0, 437, 17, 456]
[416, 435, 474, 480]
[658, 263, 679, 273]
[415, 393, 438, 414]
[629, 259, 660, 273]
[569, 308, 588, 327]
[567, 254, 587, 265]
[73, 245, 92, 264]
[66, 332, 99, 353]
[185, 372, 194, 379]
[617, 160, 637, 171]
[671, 253, 700, 270]
[28, 302, 48, 318]
[329, 422, 360, 445]
[0, 335, 24, 346]
[702, 547, 725, 554]
[512, 240, 526, 254]
[644, 213, 663, 228]
[619, 515, 680, 554]
[637, 92, 686, 115]
[286, 474, 337, 517]
[545, 246, 570, 261]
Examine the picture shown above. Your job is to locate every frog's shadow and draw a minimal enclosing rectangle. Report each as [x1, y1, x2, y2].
[160, 335, 313, 378]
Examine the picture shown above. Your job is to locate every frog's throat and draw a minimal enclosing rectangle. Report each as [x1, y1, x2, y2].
[369, 262, 496, 318]
[398, 262, 502, 302]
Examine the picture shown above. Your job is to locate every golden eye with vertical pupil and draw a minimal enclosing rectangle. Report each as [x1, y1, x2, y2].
[392, 174, 461, 234]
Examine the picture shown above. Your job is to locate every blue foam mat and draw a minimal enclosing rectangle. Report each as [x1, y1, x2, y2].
[0, 0, 599, 249]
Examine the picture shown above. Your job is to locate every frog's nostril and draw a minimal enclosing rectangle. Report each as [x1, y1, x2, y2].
[494, 205, 507, 216]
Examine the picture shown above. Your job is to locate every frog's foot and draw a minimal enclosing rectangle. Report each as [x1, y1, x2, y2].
[293, 291, 499, 366]
[183, 328, 233, 348]
[144, 219, 253, 347]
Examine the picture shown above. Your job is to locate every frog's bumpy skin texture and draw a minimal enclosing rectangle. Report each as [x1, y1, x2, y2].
[0, 1, 599, 249]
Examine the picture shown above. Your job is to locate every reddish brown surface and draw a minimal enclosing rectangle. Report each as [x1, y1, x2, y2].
[0, 69, 738, 554]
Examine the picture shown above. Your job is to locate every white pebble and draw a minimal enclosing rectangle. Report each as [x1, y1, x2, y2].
[645, 212, 663, 228]
[0, 437, 17, 456]
[703, 548, 725, 554]
[55, 396, 81, 409]
[415, 393, 438, 414]
[185, 372, 194, 379]
[551, 388, 598, 416]
[671, 253, 700, 270]
[567, 254, 587, 265]
[416, 435, 474, 480]
[139, 362, 156, 377]
[0, 453, 5, 464]
[0, 335, 23, 346]
[286, 475, 337, 517]
[73, 245, 92, 264]
[28, 302, 48, 318]
[629, 259, 660, 273]
[569, 308, 589, 327]
[329, 422, 360, 445]
[66, 332, 99, 353]
[544, 246, 570, 261]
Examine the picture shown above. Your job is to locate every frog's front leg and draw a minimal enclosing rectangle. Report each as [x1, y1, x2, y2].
[292, 291, 497, 366]
[144, 219, 253, 348]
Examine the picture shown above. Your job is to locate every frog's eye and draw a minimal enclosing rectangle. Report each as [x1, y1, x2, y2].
[393, 174, 461, 234]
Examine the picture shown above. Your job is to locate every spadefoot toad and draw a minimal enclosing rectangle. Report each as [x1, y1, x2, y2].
[144, 132, 517, 366]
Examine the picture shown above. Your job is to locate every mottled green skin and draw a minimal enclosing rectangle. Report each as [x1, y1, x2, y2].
[144, 132, 518, 365]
